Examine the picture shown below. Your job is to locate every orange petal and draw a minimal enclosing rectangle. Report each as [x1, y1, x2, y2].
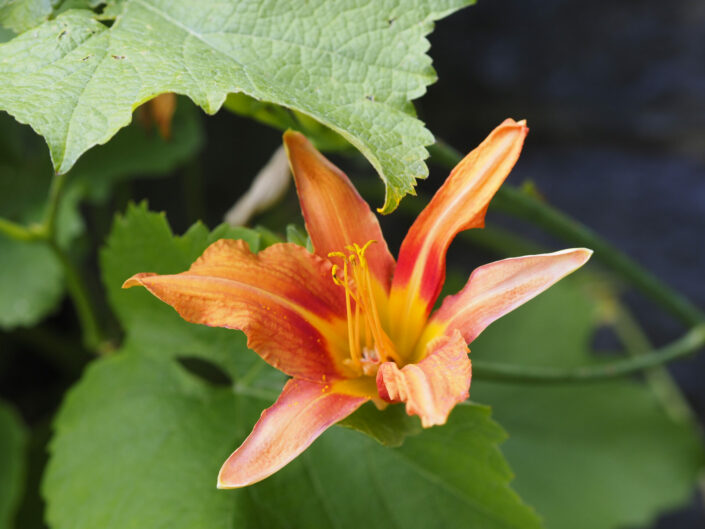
[123, 240, 352, 381]
[283, 131, 395, 291]
[217, 378, 368, 488]
[388, 120, 528, 355]
[376, 330, 471, 428]
[420, 248, 592, 355]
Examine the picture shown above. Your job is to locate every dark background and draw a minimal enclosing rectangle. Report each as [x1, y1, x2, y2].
[1, 1, 703, 528]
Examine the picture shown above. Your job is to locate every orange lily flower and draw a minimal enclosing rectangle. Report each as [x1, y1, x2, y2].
[123, 119, 591, 488]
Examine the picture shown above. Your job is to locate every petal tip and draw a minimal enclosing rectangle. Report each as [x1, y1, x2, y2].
[121, 272, 156, 289]
[282, 129, 308, 151]
[216, 464, 244, 490]
[216, 455, 258, 489]
[574, 247, 594, 265]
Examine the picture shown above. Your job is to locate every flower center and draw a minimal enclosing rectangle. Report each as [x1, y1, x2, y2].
[329, 241, 400, 376]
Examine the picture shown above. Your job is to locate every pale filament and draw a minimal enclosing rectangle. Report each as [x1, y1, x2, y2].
[329, 241, 401, 376]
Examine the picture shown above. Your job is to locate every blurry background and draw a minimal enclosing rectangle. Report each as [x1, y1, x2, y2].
[1, 0, 703, 528]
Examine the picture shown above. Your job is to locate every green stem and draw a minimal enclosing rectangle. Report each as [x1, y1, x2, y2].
[43, 170, 69, 239]
[0, 217, 43, 241]
[429, 140, 705, 327]
[48, 241, 108, 354]
[1, 169, 109, 354]
[472, 324, 705, 384]
[611, 303, 697, 424]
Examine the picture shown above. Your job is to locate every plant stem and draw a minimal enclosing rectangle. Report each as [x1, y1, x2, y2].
[429, 140, 705, 327]
[0, 217, 42, 241]
[48, 240, 108, 354]
[1, 168, 110, 354]
[472, 324, 705, 384]
[43, 170, 69, 239]
[611, 303, 698, 424]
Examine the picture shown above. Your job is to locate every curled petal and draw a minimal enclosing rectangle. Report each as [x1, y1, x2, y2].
[377, 330, 471, 428]
[123, 240, 352, 381]
[283, 131, 395, 291]
[388, 120, 528, 356]
[217, 378, 368, 488]
[420, 248, 592, 356]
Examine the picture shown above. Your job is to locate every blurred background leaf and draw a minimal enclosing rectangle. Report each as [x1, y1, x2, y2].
[0, 99, 203, 330]
[467, 275, 705, 529]
[0, 400, 27, 529]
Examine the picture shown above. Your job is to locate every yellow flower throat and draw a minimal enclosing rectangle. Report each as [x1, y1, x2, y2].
[329, 241, 401, 376]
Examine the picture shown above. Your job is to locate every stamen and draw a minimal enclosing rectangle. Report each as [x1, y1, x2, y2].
[328, 241, 400, 375]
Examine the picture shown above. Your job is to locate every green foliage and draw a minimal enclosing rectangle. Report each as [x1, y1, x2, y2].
[0, 0, 473, 213]
[244, 402, 540, 529]
[100, 202, 262, 379]
[0, 401, 27, 529]
[0, 239, 64, 328]
[0, 100, 202, 329]
[470, 278, 705, 529]
[0, 0, 52, 33]
[225, 93, 350, 152]
[43, 203, 543, 529]
[338, 401, 421, 447]
[44, 349, 541, 529]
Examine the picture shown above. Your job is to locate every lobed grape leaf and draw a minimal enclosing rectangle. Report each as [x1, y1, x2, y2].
[0, 0, 473, 213]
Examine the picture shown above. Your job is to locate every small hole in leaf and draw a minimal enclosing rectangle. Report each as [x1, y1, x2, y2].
[177, 357, 232, 387]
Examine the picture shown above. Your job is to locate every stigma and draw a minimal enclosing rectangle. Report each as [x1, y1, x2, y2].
[329, 241, 400, 376]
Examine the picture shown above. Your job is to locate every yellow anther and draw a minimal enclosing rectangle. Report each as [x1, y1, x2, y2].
[328, 239, 399, 374]
[330, 264, 344, 286]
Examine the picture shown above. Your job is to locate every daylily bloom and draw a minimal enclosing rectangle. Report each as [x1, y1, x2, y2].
[123, 119, 591, 488]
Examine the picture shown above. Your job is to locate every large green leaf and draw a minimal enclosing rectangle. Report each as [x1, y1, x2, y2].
[470, 278, 705, 529]
[0, 100, 202, 329]
[43, 202, 543, 529]
[0, 0, 472, 212]
[0, 401, 27, 529]
[44, 350, 541, 529]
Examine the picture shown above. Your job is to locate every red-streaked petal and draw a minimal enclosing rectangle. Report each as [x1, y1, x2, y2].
[283, 131, 395, 291]
[123, 239, 352, 381]
[421, 248, 592, 353]
[376, 330, 471, 428]
[217, 378, 368, 488]
[388, 120, 528, 354]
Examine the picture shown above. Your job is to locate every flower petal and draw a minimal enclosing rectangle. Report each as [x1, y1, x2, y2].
[376, 330, 471, 428]
[420, 248, 592, 355]
[388, 120, 528, 355]
[217, 378, 368, 488]
[283, 131, 395, 291]
[123, 239, 353, 381]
